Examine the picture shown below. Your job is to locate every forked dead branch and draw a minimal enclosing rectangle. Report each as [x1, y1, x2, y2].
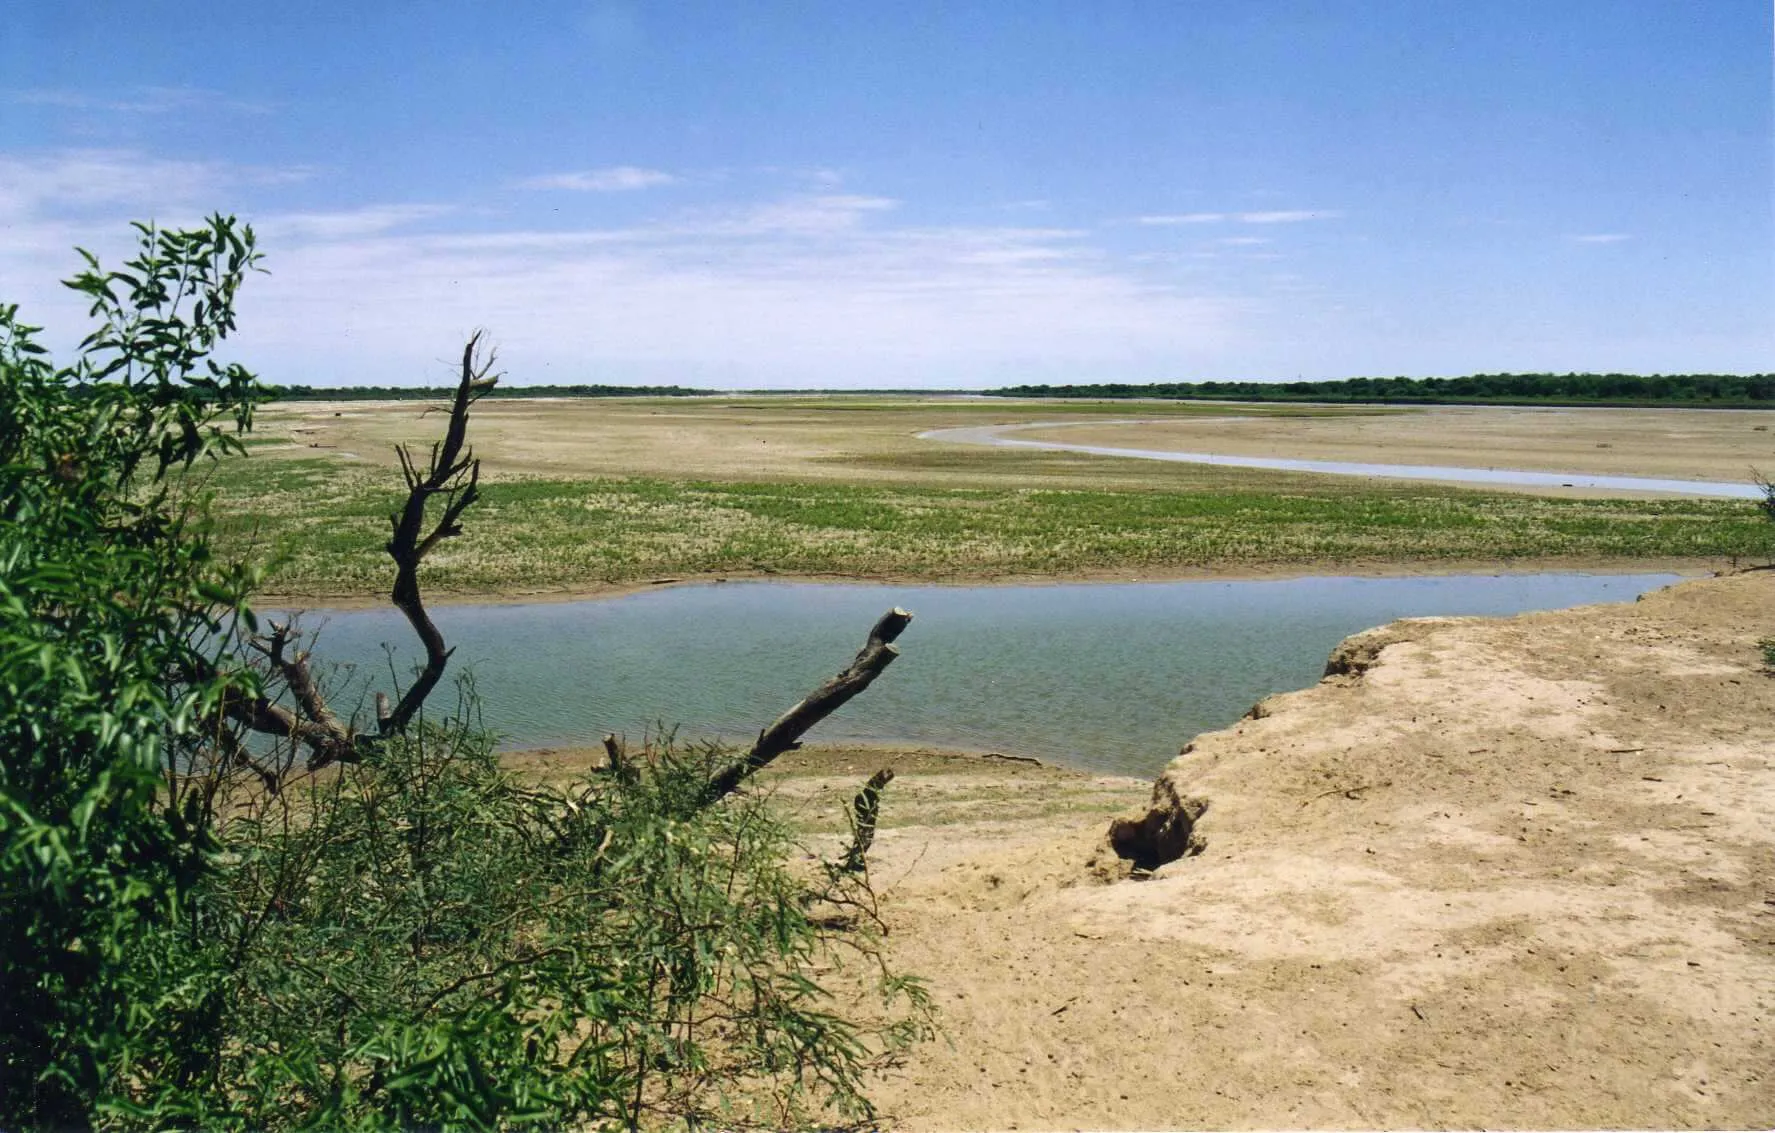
[380, 332, 495, 738]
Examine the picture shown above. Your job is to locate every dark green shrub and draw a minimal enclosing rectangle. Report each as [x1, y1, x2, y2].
[0, 218, 262, 1127]
[172, 709, 928, 1130]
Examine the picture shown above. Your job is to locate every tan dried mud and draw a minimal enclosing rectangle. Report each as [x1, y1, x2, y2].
[258, 396, 1382, 489]
[1021, 404, 1775, 492]
[266, 398, 1774, 494]
[849, 570, 1775, 1130]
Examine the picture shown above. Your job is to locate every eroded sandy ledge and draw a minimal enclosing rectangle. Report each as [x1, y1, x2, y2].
[862, 569, 1775, 1130]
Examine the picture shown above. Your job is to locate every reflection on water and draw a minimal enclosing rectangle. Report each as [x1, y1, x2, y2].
[283, 572, 1682, 777]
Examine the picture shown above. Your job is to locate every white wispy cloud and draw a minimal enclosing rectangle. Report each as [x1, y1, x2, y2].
[239, 232, 1237, 386]
[749, 165, 848, 188]
[1237, 209, 1339, 223]
[516, 166, 679, 191]
[253, 204, 457, 242]
[1135, 209, 1340, 226]
[1136, 213, 1226, 225]
[10, 85, 272, 115]
[713, 194, 899, 235]
[1570, 233, 1631, 244]
[0, 150, 216, 218]
[3, 148, 1251, 388]
[0, 149, 310, 224]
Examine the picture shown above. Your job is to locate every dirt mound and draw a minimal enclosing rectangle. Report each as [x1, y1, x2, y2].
[1105, 776, 1209, 871]
[866, 570, 1775, 1130]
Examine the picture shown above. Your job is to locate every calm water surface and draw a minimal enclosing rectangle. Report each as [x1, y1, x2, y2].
[287, 573, 1681, 777]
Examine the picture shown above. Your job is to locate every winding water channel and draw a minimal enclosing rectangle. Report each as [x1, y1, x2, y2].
[918, 421, 1763, 498]
[288, 572, 1682, 776]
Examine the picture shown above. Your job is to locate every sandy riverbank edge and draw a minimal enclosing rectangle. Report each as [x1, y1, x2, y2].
[780, 567, 1772, 1130]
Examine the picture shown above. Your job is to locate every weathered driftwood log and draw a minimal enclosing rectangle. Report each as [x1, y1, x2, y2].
[700, 608, 914, 806]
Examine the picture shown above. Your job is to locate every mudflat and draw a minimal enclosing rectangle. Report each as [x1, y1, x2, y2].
[261, 395, 1391, 489]
[264, 397, 1774, 491]
[1013, 404, 1775, 488]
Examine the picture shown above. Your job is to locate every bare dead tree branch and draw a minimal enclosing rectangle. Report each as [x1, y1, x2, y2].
[217, 684, 357, 771]
[239, 618, 365, 771]
[201, 334, 496, 775]
[700, 608, 913, 807]
[248, 620, 349, 738]
[601, 733, 639, 786]
[212, 722, 285, 796]
[379, 333, 496, 739]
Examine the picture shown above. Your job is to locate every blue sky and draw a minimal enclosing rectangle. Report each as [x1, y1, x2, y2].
[2, 1, 1769, 388]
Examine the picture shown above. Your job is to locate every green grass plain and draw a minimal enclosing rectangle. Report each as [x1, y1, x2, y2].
[206, 394, 1775, 601]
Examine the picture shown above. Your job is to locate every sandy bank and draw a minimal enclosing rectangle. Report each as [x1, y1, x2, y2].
[859, 569, 1775, 1130]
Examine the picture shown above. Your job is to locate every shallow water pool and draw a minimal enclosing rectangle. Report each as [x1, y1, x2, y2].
[281, 572, 1684, 777]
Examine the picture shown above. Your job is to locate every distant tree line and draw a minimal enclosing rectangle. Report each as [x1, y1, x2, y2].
[270, 382, 706, 400]
[989, 373, 1775, 408]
